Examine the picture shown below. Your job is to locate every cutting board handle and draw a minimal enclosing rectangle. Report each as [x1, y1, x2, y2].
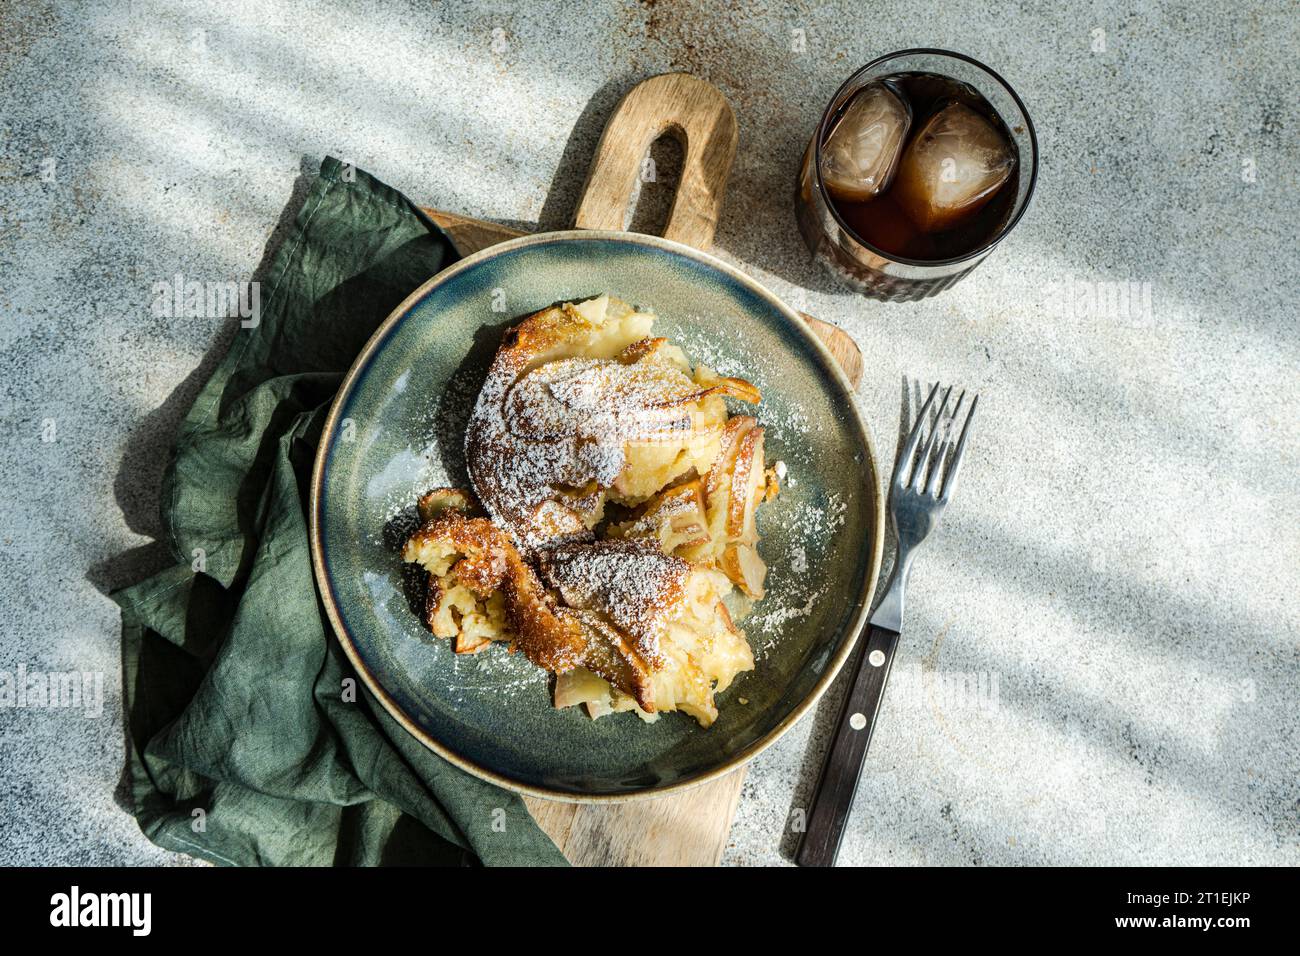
[573, 73, 738, 252]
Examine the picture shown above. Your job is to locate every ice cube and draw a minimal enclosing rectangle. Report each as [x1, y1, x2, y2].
[819, 82, 911, 202]
[891, 102, 1015, 232]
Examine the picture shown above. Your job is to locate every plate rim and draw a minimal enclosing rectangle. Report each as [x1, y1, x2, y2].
[309, 228, 885, 803]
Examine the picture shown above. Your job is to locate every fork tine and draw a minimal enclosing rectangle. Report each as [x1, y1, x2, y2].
[925, 389, 966, 495]
[939, 393, 978, 502]
[913, 385, 953, 491]
[924, 439, 951, 496]
[897, 381, 940, 487]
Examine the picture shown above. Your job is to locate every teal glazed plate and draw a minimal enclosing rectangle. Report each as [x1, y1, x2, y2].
[310, 230, 883, 801]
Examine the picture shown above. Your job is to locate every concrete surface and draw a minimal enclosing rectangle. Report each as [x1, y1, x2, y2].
[1, 0, 1296, 866]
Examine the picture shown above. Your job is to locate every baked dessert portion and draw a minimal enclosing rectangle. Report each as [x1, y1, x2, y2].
[402, 294, 782, 728]
[464, 294, 759, 552]
[407, 488, 508, 655]
[541, 540, 752, 725]
[403, 509, 751, 725]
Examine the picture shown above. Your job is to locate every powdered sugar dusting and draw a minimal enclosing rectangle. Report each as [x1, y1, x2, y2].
[465, 301, 722, 552]
[740, 482, 850, 656]
[540, 538, 689, 665]
[442, 650, 549, 704]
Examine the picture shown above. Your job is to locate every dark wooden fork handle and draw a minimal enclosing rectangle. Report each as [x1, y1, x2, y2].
[796, 624, 900, 867]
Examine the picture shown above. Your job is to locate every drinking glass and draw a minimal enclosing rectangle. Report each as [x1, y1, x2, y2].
[796, 49, 1039, 301]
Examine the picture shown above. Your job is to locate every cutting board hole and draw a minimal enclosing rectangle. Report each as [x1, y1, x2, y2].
[624, 133, 683, 236]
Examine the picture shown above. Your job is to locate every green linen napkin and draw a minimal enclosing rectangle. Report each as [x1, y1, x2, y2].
[112, 157, 566, 867]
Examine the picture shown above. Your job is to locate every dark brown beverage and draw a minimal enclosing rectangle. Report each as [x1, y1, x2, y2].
[822, 72, 1020, 261]
[796, 50, 1037, 302]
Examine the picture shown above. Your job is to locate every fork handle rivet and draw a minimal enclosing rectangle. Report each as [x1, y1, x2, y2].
[868, 650, 886, 667]
[849, 712, 867, 730]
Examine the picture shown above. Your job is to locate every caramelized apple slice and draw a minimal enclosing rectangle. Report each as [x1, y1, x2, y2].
[680, 414, 776, 591]
[453, 631, 493, 654]
[417, 487, 477, 523]
[615, 336, 692, 372]
[680, 418, 743, 565]
[704, 416, 757, 503]
[553, 667, 612, 711]
[725, 424, 765, 545]
[609, 478, 711, 554]
[694, 365, 762, 404]
[720, 543, 767, 599]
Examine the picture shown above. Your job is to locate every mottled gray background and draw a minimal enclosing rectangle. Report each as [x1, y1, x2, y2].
[1, 0, 1296, 866]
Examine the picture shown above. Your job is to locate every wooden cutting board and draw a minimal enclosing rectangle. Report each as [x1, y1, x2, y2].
[421, 73, 862, 866]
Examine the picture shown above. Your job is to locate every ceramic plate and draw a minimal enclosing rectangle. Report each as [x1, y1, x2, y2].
[310, 230, 883, 800]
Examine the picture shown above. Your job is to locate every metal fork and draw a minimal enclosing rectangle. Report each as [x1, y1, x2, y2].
[796, 381, 978, 867]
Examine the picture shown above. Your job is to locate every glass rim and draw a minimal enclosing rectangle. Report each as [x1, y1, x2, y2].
[813, 47, 1040, 270]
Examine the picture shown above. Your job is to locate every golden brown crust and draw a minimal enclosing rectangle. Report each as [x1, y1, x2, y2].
[464, 296, 759, 554]
[538, 538, 691, 671]
[464, 302, 624, 552]
[403, 510, 662, 711]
